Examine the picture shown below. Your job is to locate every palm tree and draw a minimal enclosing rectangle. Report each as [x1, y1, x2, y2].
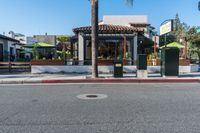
[198, 1, 200, 11]
[90, 0, 134, 78]
[91, 0, 98, 78]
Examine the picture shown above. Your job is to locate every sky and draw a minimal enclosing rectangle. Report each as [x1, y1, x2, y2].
[0, 0, 199, 36]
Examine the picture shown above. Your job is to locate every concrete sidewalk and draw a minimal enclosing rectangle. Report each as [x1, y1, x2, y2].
[0, 72, 200, 84]
[0, 73, 87, 84]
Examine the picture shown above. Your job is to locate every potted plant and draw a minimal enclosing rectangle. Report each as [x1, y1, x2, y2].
[126, 52, 132, 65]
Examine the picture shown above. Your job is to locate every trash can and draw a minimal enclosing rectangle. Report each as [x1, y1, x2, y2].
[137, 54, 147, 70]
[161, 47, 179, 77]
[137, 54, 148, 78]
[114, 60, 123, 78]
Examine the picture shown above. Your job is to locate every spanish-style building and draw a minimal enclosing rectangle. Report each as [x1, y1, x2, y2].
[72, 15, 156, 65]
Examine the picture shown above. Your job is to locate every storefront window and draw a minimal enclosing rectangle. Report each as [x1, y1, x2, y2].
[72, 42, 78, 60]
[85, 39, 131, 61]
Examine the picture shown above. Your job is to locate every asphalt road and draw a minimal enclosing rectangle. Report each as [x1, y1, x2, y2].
[0, 83, 200, 133]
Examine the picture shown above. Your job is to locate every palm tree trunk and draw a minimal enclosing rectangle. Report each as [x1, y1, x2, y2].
[91, 0, 98, 78]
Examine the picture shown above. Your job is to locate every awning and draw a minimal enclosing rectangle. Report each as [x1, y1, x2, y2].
[19, 50, 32, 54]
[160, 42, 185, 49]
[24, 42, 55, 48]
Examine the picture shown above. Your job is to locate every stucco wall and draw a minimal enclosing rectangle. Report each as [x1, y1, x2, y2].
[103, 16, 148, 26]
[31, 65, 199, 74]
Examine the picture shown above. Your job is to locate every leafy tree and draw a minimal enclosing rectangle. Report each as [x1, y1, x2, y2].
[57, 35, 70, 43]
[32, 44, 39, 60]
[172, 14, 190, 43]
[188, 27, 200, 61]
[56, 35, 70, 60]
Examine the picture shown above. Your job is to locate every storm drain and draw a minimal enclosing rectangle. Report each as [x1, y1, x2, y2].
[77, 94, 108, 100]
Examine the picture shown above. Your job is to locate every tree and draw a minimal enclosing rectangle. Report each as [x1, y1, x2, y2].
[188, 27, 200, 61]
[90, 0, 99, 78]
[56, 35, 70, 61]
[32, 44, 39, 60]
[89, 0, 134, 78]
[173, 14, 190, 43]
[57, 35, 69, 44]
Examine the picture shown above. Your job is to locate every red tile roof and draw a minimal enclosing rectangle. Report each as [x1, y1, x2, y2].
[73, 24, 144, 34]
[129, 23, 150, 26]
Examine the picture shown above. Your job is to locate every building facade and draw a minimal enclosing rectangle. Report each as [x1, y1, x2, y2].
[0, 34, 21, 61]
[33, 34, 56, 46]
[7, 31, 27, 44]
[101, 15, 156, 40]
[72, 15, 155, 65]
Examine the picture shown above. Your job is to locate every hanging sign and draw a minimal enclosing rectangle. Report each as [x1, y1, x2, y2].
[160, 20, 173, 36]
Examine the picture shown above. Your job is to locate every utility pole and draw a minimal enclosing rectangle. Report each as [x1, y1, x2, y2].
[154, 36, 157, 65]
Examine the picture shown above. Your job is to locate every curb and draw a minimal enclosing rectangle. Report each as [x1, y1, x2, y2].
[41, 78, 200, 84]
[0, 80, 42, 84]
[0, 78, 199, 84]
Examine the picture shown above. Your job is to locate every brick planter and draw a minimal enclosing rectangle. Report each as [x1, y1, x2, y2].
[31, 60, 65, 65]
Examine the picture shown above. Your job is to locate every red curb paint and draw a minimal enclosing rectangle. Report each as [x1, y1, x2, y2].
[41, 78, 200, 84]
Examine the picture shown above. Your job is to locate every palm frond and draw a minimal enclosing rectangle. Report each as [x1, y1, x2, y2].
[125, 0, 134, 6]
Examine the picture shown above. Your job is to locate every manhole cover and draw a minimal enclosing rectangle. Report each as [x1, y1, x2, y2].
[86, 95, 98, 98]
[77, 94, 108, 100]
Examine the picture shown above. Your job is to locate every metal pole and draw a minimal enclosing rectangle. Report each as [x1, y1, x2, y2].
[154, 36, 157, 65]
[164, 34, 167, 48]
[184, 38, 187, 60]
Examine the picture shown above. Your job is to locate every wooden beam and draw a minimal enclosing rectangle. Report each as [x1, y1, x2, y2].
[123, 35, 127, 65]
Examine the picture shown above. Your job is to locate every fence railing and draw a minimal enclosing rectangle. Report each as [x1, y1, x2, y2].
[0, 62, 31, 72]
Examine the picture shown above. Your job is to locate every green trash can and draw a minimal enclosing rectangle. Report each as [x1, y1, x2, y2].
[114, 60, 123, 78]
[137, 54, 147, 70]
[161, 47, 179, 77]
